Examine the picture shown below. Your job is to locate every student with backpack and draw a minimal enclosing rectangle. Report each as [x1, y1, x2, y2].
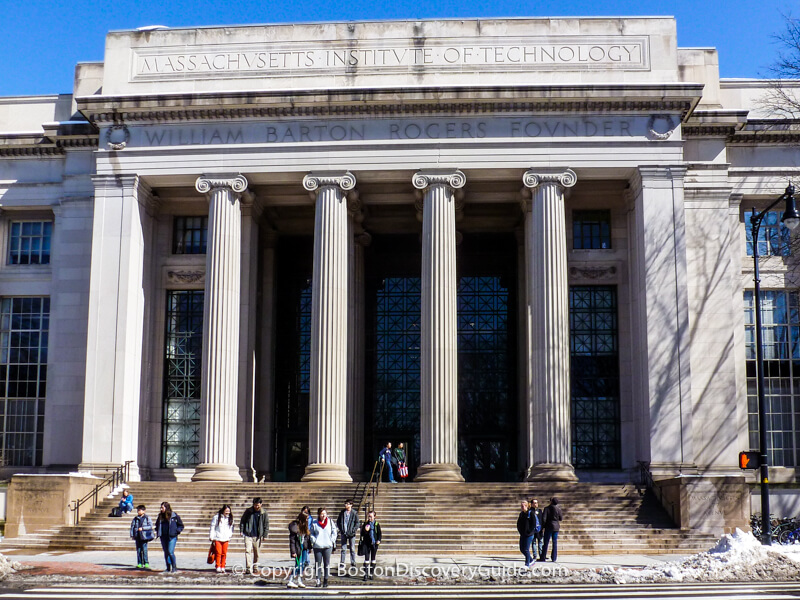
[130, 504, 154, 569]
[539, 497, 564, 562]
[516, 500, 537, 568]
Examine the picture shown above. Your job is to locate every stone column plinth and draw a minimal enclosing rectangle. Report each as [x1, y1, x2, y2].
[413, 170, 466, 482]
[302, 172, 356, 483]
[192, 174, 248, 482]
[522, 168, 578, 482]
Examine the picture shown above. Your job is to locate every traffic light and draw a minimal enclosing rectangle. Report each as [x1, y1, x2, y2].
[739, 451, 760, 469]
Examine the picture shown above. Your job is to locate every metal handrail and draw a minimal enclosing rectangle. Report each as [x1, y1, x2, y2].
[638, 460, 677, 525]
[357, 460, 385, 515]
[70, 461, 133, 525]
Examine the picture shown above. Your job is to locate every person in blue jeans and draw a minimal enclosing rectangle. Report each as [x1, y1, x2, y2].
[130, 504, 154, 569]
[378, 443, 396, 483]
[539, 497, 563, 562]
[155, 501, 184, 573]
[516, 500, 536, 567]
[119, 489, 134, 514]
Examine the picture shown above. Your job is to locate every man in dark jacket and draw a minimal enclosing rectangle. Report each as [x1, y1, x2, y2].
[516, 500, 535, 567]
[539, 497, 563, 562]
[336, 499, 360, 568]
[530, 499, 544, 561]
[240, 497, 270, 575]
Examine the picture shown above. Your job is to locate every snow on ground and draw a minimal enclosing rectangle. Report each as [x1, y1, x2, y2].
[0, 554, 21, 580]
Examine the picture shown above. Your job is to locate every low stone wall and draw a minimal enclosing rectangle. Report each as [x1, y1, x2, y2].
[5, 474, 102, 538]
[655, 476, 749, 535]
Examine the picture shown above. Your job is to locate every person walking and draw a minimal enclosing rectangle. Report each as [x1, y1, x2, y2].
[209, 504, 235, 573]
[359, 510, 382, 581]
[378, 442, 396, 483]
[129, 504, 154, 569]
[240, 497, 269, 575]
[394, 443, 408, 482]
[539, 497, 563, 562]
[154, 501, 184, 573]
[288, 509, 311, 588]
[530, 498, 544, 561]
[310, 507, 338, 587]
[336, 499, 360, 568]
[516, 500, 535, 568]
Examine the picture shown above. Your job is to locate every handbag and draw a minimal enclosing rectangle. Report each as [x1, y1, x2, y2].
[357, 537, 365, 556]
[399, 463, 409, 478]
[207, 542, 216, 564]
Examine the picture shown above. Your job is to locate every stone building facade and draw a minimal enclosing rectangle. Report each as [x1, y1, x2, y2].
[0, 17, 798, 500]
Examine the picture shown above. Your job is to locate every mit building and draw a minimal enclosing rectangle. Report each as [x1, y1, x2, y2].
[1, 16, 799, 537]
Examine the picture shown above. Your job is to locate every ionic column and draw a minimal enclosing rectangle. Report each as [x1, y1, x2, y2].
[302, 172, 356, 483]
[413, 169, 466, 482]
[522, 168, 578, 481]
[191, 174, 248, 482]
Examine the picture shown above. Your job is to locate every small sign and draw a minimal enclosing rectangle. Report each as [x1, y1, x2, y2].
[739, 451, 760, 470]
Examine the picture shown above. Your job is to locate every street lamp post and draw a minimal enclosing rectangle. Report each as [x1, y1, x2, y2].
[750, 183, 800, 545]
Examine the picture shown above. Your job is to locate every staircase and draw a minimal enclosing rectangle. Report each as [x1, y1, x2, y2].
[2, 482, 719, 555]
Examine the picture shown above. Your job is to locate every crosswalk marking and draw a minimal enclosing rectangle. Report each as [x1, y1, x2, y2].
[1, 583, 800, 600]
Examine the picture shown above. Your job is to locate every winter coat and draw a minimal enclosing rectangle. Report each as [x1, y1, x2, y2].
[239, 506, 269, 539]
[209, 513, 235, 542]
[394, 447, 406, 463]
[310, 518, 338, 550]
[288, 520, 311, 557]
[533, 508, 544, 539]
[517, 510, 535, 537]
[378, 447, 392, 463]
[360, 520, 382, 548]
[130, 514, 154, 541]
[542, 504, 563, 532]
[155, 513, 184, 539]
[119, 493, 134, 510]
[336, 508, 360, 538]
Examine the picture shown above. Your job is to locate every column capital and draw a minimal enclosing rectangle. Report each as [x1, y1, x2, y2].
[195, 174, 249, 196]
[522, 168, 577, 190]
[412, 169, 466, 191]
[303, 171, 356, 197]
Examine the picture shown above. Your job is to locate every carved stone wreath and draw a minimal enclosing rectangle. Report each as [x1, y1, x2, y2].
[647, 114, 676, 141]
[105, 124, 130, 150]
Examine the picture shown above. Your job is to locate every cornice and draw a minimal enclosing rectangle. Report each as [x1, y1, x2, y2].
[76, 83, 704, 126]
[0, 123, 98, 158]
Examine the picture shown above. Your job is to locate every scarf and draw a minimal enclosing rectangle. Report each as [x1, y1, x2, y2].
[318, 517, 328, 529]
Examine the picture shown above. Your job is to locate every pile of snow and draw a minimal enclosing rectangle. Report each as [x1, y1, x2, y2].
[0, 553, 21, 580]
[610, 529, 800, 584]
[105, 483, 130, 500]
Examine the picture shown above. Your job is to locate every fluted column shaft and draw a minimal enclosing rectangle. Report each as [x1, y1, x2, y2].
[414, 170, 465, 482]
[523, 168, 578, 481]
[302, 172, 355, 482]
[192, 174, 247, 482]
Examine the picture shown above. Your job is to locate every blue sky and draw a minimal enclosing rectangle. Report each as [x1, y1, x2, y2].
[2, 0, 795, 96]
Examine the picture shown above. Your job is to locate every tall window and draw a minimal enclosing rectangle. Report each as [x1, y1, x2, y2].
[172, 216, 208, 254]
[162, 290, 204, 468]
[569, 286, 620, 468]
[746, 210, 792, 257]
[572, 210, 611, 249]
[0, 297, 48, 466]
[744, 290, 800, 467]
[8, 221, 52, 265]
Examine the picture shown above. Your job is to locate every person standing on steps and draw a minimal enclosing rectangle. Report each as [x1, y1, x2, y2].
[240, 497, 269, 575]
[530, 498, 544, 561]
[288, 509, 311, 588]
[516, 500, 535, 568]
[209, 504, 235, 573]
[336, 499, 360, 569]
[394, 442, 408, 481]
[154, 501, 184, 573]
[310, 507, 338, 588]
[359, 510, 382, 581]
[539, 497, 563, 562]
[379, 442, 396, 483]
[300, 505, 312, 572]
[130, 504, 154, 569]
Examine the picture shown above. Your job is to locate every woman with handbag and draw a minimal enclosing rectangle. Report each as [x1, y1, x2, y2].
[287, 509, 311, 588]
[209, 504, 234, 573]
[310, 507, 338, 588]
[394, 443, 408, 481]
[359, 510, 382, 581]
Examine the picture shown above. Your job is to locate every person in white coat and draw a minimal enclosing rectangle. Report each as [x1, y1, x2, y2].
[309, 507, 338, 587]
[209, 505, 235, 573]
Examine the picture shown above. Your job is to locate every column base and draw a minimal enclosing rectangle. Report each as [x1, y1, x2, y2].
[415, 463, 465, 482]
[301, 463, 353, 483]
[525, 463, 578, 482]
[191, 463, 243, 482]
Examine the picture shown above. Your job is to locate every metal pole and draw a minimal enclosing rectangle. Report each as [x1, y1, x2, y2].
[751, 209, 772, 545]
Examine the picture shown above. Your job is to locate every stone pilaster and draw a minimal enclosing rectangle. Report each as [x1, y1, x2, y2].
[302, 172, 355, 483]
[413, 169, 466, 482]
[191, 174, 248, 482]
[522, 168, 578, 481]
